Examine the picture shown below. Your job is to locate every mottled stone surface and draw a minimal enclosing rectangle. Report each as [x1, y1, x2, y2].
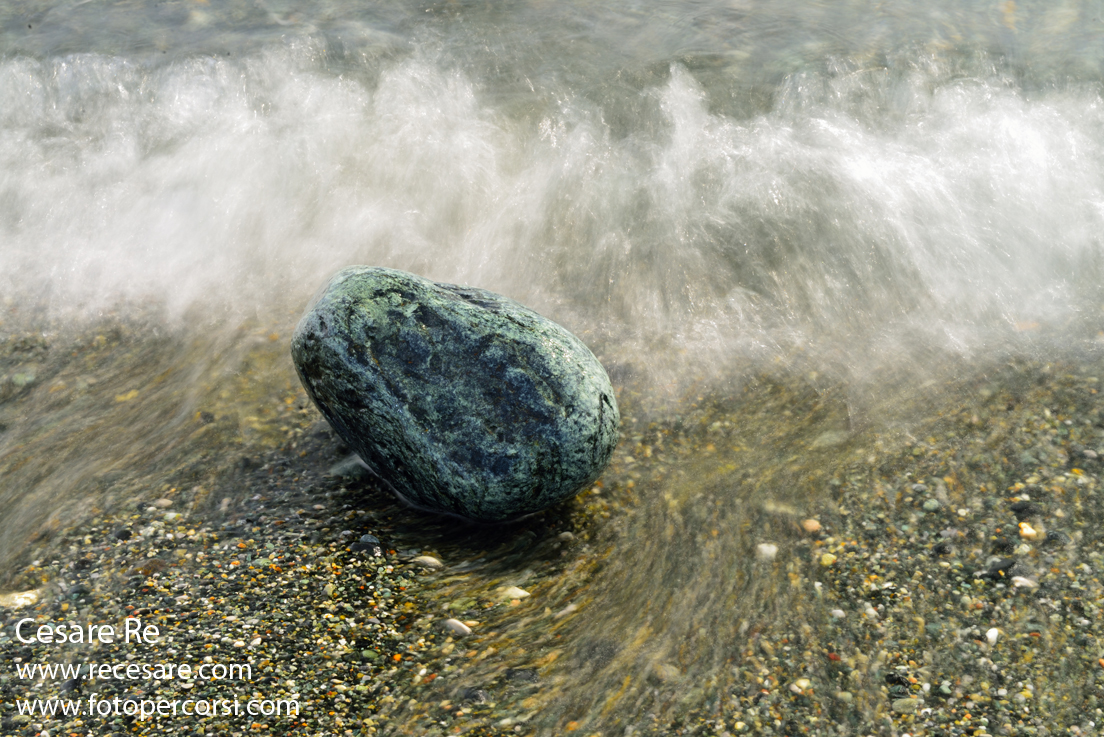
[291, 266, 620, 521]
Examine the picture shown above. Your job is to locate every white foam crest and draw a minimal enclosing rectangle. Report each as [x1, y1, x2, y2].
[632, 66, 1104, 352]
[0, 47, 510, 323]
[3, 48, 1104, 384]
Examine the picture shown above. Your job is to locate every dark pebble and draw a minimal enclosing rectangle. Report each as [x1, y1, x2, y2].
[979, 557, 1017, 580]
[1041, 530, 1071, 549]
[1009, 501, 1043, 520]
[460, 688, 490, 704]
[504, 668, 539, 683]
[885, 671, 909, 687]
[112, 528, 132, 541]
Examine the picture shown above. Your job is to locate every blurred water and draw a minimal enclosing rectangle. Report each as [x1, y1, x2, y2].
[3, 1, 1104, 381]
[3, 0, 1104, 730]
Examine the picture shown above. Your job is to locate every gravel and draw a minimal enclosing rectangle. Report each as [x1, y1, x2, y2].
[5, 321, 1104, 736]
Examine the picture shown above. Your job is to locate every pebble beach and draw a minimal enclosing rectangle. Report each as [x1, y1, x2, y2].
[3, 0, 1104, 732]
[4, 322, 1104, 737]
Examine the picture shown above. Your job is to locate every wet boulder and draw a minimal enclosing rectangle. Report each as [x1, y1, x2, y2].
[291, 266, 619, 522]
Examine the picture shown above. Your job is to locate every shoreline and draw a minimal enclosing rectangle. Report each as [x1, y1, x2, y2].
[2, 324, 1104, 736]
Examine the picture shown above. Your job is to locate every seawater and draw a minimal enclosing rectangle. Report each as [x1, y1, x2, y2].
[4, 0, 1104, 367]
[3, 0, 1104, 731]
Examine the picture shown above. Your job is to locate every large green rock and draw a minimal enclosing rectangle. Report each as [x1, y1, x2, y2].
[291, 266, 620, 521]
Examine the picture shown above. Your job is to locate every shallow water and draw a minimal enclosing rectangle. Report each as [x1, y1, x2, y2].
[4, 0, 1104, 733]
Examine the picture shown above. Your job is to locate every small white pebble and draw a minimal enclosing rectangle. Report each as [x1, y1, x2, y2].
[498, 586, 530, 600]
[250, 637, 262, 647]
[412, 555, 444, 569]
[0, 589, 40, 608]
[442, 618, 471, 636]
[233, 640, 246, 647]
[986, 627, 999, 645]
[756, 543, 778, 561]
[1012, 576, 1038, 589]
[829, 609, 846, 618]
